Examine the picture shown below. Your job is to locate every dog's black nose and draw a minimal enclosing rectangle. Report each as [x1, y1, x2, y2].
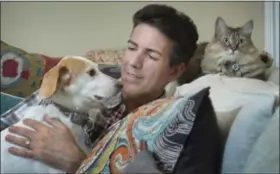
[116, 81, 123, 89]
[98, 64, 121, 79]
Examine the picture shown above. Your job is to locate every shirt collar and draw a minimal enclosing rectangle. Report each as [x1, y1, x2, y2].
[103, 90, 166, 110]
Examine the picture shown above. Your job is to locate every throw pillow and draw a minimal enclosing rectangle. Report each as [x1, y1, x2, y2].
[76, 87, 221, 174]
[1, 41, 61, 97]
[173, 87, 221, 174]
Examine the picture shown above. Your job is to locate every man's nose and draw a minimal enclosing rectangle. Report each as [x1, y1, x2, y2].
[129, 52, 144, 69]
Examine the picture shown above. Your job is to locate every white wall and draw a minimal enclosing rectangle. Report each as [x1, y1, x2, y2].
[1, 2, 264, 57]
[265, 2, 279, 67]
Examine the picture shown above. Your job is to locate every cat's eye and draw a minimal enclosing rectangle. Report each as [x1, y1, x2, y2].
[239, 38, 244, 44]
[88, 69, 96, 77]
[223, 37, 229, 44]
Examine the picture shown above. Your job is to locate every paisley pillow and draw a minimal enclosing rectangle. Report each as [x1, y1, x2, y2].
[76, 87, 220, 174]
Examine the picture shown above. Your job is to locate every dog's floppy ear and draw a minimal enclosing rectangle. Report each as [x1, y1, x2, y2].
[39, 65, 71, 99]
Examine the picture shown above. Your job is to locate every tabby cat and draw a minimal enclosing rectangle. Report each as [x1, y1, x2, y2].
[201, 17, 273, 79]
[166, 17, 273, 96]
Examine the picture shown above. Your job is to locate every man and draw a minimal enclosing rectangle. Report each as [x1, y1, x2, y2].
[2, 4, 199, 173]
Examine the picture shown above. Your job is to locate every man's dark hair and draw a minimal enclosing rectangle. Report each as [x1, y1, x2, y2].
[133, 4, 199, 67]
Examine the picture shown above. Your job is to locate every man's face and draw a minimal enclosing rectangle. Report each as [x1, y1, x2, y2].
[121, 23, 182, 98]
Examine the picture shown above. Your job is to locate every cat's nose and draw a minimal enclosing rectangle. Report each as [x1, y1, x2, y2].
[231, 45, 238, 53]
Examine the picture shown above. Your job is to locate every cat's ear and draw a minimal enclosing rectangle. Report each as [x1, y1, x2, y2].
[215, 17, 228, 36]
[241, 20, 254, 36]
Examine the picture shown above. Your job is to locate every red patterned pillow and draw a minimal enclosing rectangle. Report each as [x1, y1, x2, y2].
[1, 41, 61, 97]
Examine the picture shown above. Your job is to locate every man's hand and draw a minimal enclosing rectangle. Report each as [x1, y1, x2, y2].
[5, 115, 86, 174]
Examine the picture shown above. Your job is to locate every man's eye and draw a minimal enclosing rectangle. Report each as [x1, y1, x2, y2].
[127, 45, 136, 50]
[147, 54, 158, 61]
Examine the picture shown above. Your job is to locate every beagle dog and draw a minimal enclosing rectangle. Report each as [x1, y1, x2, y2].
[1, 56, 122, 173]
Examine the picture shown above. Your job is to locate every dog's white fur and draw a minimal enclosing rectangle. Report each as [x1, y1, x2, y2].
[1, 56, 121, 173]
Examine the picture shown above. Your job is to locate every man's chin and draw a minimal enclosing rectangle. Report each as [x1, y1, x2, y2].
[122, 85, 143, 98]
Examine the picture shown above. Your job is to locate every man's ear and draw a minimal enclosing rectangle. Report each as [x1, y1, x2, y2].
[39, 65, 71, 99]
[168, 63, 186, 82]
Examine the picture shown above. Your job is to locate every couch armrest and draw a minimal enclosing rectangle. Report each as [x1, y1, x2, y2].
[266, 67, 279, 86]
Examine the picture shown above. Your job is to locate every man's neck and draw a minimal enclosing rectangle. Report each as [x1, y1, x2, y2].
[123, 90, 164, 114]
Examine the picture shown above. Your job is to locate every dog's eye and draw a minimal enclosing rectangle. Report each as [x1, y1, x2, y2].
[94, 95, 103, 100]
[88, 69, 96, 77]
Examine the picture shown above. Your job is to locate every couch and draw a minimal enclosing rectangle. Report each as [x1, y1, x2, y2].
[1, 40, 279, 173]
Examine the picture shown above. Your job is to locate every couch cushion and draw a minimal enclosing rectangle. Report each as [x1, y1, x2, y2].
[221, 94, 277, 174]
[243, 107, 279, 174]
[174, 74, 279, 112]
[267, 67, 279, 86]
[0, 92, 23, 115]
[76, 87, 220, 174]
[0, 41, 61, 97]
[174, 74, 279, 143]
